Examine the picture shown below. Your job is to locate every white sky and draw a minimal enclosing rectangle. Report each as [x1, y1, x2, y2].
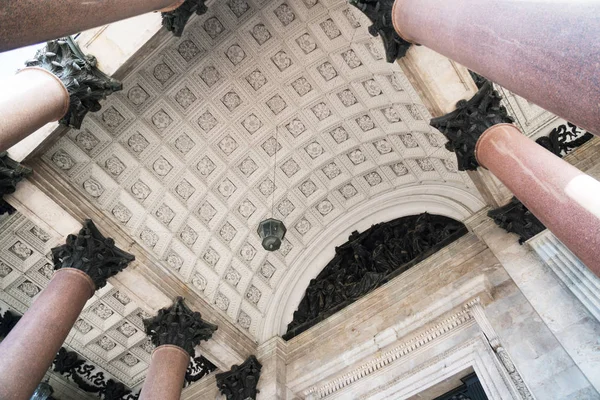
[0, 43, 45, 79]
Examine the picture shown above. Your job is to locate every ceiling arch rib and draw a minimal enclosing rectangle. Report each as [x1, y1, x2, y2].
[41, 0, 481, 339]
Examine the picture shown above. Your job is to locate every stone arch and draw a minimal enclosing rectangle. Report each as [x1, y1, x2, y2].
[260, 184, 484, 340]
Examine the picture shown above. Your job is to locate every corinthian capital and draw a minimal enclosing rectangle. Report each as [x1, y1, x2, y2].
[51, 219, 135, 290]
[162, 0, 208, 37]
[430, 81, 514, 171]
[349, 0, 412, 62]
[25, 37, 122, 129]
[143, 297, 217, 356]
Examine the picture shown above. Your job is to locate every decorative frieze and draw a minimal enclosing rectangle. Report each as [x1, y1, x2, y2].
[51, 219, 135, 290]
[185, 355, 218, 387]
[284, 213, 467, 340]
[216, 355, 262, 400]
[162, 0, 208, 37]
[488, 197, 545, 244]
[304, 303, 476, 399]
[430, 81, 514, 171]
[535, 123, 593, 157]
[0, 152, 32, 215]
[349, 0, 412, 62]
[25, 37, 122, 129]
[143, 297, 217, 356]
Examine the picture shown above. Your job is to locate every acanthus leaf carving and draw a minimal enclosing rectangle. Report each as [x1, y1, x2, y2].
[487, 197, 545, 244]
[0, 152, 33, 215]
[430, 81, 514, 171]
[51, 219, 135, 290]
[162, 0, 209, 37]
[216, 355, 262, 400]
[143, 296, 217, 356]
[349, 0, 412, 62]
[535, 122, 594, 158]
[185, 355, 218, 387]
[24, 37, 122, 129]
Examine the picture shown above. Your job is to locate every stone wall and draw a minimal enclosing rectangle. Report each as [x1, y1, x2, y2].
[271, 231, 598, 399]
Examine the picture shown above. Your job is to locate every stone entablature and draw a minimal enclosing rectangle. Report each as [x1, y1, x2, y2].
[283, 231, 597, 399]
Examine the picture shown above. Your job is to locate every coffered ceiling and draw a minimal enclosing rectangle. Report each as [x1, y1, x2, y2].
[40, 0, 478, 339]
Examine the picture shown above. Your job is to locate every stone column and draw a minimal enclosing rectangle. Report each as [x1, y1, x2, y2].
[140, 297, 218, 400]
[432, 82, 600, 275]
[0, 68, 69, 152]
[390, 0, 600, 135]
[0, 0, 190, 51]
[0, 38, 122, 153]
[476, 124, 600, 274]
[0, 220, 135, 400]
[349, 1, 477, 118]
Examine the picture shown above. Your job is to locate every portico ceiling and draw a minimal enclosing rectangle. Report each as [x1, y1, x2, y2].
[40, 0, 480, 339]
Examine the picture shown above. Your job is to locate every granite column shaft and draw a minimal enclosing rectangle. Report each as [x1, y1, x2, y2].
[476, 124, 600, 275]
[139, 345, 190, 400]
[0, 268, 95, 400]
[392, 0, 600, 135]
[0, 0, 185, 52]
[0, 67, 69, 152]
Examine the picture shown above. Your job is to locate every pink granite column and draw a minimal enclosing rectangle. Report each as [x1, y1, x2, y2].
[391, 0, 600, 135]
[0, 0, 185, 52]
[0, 268, 94, 400]
[0, 67, 69, 152]
[139, 297, 217, 400]
[475, 124, 600, 274]
[139, 345, 190, 400]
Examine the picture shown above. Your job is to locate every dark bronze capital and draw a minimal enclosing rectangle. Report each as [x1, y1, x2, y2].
[143, 297, 217, 356]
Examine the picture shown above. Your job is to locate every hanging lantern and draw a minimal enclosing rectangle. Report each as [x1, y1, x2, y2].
[257, 218, 287, 251]
[31, 381, 54, 400]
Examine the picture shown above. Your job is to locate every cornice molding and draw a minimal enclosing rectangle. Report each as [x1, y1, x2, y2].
[304, 298, 481, 399]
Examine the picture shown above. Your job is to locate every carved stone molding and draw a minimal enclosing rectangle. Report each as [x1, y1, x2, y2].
[488, 197, 545, 244]
[162, 0, 208, 37]
[469, 302, 534, 400]
[349, 0, 412, 62]
[216, 355, 262, 400]
[535, 123, 594, 158]
[0, 152, 32, 215]
[304, 301, 477, 399]
[51, 219, 135, 290]
[430, 81, 514, 171]
[24, 37, 122, 129]
[143, 297, 217, 356]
